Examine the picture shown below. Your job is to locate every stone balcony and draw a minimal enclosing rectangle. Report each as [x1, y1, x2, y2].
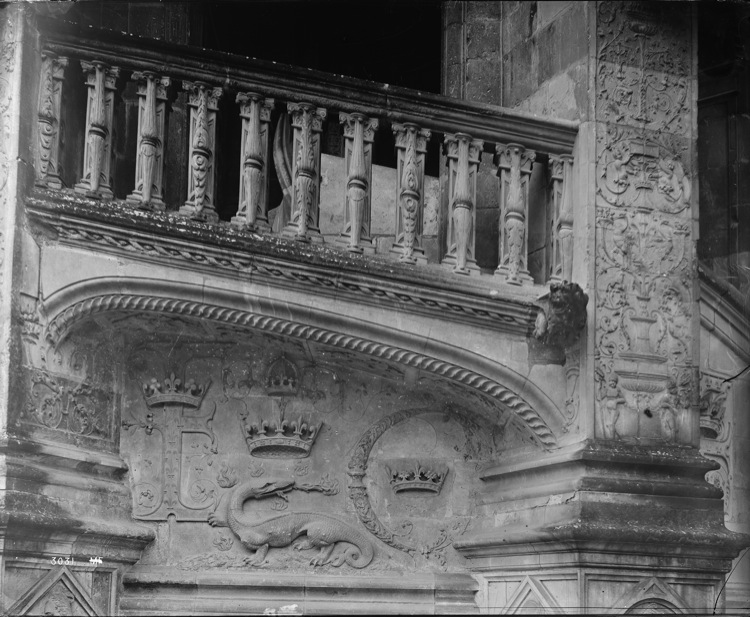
[29, 18, 579, 337]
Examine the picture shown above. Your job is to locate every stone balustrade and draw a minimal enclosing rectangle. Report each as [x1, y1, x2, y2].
[35, 27, 578, 286]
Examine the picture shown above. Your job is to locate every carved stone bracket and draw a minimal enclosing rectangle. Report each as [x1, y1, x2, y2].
[74, 60, 119, 198]
[548, 154, 574, 283]
[281, 102, 327, 243]
[336, 112, 379, 253]
[179, 81, 223, 221]
[442, 132, 483, 276]
[390, 122, 431, 264]
[35, 51, 68, 189]
[533, 281, 589, 349]
[230, 92, 274, 231]
[126, 71, 170, 210]
[495, 143, 536, 285]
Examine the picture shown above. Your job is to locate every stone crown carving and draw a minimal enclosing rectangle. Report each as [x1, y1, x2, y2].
[244, 411, 321, 459]
[265, 355, 299, 397]
[386, 461, 448, 494]
[142, 373, 209, 408]
[534, 281, 589, 348]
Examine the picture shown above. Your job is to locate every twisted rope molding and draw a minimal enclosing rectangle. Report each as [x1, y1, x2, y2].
[45, 294, 557, 448]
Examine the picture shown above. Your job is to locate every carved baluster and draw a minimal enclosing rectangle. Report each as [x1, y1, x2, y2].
[36, 51, 68, 189]
[282, 102, 326, 243]
[231, 93, 274, 231]
[126, 72, 170, 210]
[442, 133, 483, 275]
[391, 123, 431, 264]
[74, 61, 119, 198]
[495, 143, 536, 285]
[336, 112, 378, 253]
[180, 81, 222, 222]
[549, 154, 574, 283]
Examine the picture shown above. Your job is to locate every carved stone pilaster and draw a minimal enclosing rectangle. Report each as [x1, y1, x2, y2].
[495, 143, 535, 285]
[73, 61, 119, 198]
[390, 123, 431, 264]
[126, 72, 170, 210]
[548, 154, 574, 283]
[35, 51, 68, 189]
[230, 93, 273, 231]
[441, 132, 483, 275]
[281, 102, 326, 243]
[179, 81, 222, 222]
[335, 112, 378, 253]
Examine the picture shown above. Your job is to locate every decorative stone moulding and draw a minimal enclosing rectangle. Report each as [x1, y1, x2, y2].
[243, 412, 322, 459]
[142, 372, 209, 408]
[386, 460, 448, 494]
[265, 355, 299, 397]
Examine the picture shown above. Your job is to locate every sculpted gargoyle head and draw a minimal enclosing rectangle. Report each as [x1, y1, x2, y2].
[534, 281, 589, 349]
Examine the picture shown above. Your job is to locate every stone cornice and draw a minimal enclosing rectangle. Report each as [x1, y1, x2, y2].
[26, 188, 541, 337]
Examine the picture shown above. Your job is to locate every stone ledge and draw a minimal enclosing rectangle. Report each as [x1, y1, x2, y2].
[26, 188, 541, 338]
[121, 567, 478, 615]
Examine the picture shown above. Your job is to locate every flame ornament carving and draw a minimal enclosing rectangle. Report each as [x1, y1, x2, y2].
[181, 81, 222, 221]
[391, 123, 430, 264]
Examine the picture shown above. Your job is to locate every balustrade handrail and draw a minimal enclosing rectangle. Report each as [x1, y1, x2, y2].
[40, 19, 578, 155]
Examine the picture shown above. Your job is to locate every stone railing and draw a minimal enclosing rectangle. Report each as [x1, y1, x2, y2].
[35, 23, 578, 286]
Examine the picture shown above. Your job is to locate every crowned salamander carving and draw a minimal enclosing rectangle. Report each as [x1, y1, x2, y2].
[208, 477, 373, 568]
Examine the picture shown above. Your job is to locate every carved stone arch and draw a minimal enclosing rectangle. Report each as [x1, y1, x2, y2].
[614, 576, 692, 614]
[40, 276, 562, 448]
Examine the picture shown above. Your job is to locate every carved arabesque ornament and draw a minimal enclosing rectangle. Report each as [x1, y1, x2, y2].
[35, 51, 68, 189]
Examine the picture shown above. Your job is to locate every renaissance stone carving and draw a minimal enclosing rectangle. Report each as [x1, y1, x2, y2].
[230, 92, 274, 231]
[209, 477, 373, 568]
[442, 132, 483, 275]
[74, 60, 119, 198]
[391, 123, 431, 264]
[126, 71, 170, 210]
[35, 51, 67, 189]
[533, 281, 589, 349]
[699, 373, 729, 439]
[21, 367, 110, 439]
[496, 143, 536, 285]
[548, 154, 574, 282]
[386, 460, 448, 494]
[122, 373, 218, 520]
[336, 112, 378, 253]
[240, 408, 321, 459]
[180, 81, 222, 221]
[281, 102, 326, 243]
